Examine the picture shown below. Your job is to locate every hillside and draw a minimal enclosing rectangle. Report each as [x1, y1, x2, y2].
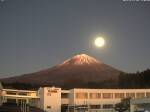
[1, 54, 121, 89]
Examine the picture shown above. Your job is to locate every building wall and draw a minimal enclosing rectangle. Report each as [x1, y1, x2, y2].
[39, 87, 61, 112]
[68, 88, 150, 110]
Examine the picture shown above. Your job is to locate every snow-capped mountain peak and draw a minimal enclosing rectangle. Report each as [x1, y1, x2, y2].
[61, 54, 102, 65]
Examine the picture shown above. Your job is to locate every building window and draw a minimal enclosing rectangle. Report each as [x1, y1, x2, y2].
[146, 92, 150, 98]
[90, 105, 101, 109]
[126, 93, 135, 98]
[103, 104, 113, 109]
[89, 93, 101, 99]
[76, 92, 88, 99]
[115, 93, 125, 99]
[18, 92, 27, 96]
[6, 91, 16, 95]
[102, 93, 113, 99]
[136, 93, 145, 98]
[47, 106, 51, 109]
[61, 93, 68, 98]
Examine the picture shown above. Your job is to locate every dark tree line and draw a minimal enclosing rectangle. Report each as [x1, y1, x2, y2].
[118, 69, 150, 88]
[63, 69, 150, 89]
[1, 82, 40, 90]
[62, 78, 118, 89]
[62, 69, 150, 89]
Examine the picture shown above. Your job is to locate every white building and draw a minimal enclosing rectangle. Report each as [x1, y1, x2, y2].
[1, 84, 150, 112]
[38, 87, 150, 112]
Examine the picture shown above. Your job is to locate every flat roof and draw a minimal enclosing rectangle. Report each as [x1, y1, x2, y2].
[3, 89, 37, 93]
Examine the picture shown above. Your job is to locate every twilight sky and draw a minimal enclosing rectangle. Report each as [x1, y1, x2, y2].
[0, 0, 150, 78]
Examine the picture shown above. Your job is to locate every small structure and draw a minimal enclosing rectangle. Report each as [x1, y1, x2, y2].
[130, 97, 150, 112]
[1, 88, 39, 106]
[0, 83, 40, 112]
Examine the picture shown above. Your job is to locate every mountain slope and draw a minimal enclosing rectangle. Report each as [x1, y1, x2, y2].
[1, 54, 121, 88]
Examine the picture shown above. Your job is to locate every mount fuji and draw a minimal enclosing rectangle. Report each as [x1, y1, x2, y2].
[1, 54, 122, 89]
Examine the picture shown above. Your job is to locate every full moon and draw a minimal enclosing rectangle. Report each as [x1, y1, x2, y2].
[94, 37, 105, 47]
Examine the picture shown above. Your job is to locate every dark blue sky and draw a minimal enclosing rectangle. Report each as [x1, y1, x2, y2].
[0, 0, 150, 78]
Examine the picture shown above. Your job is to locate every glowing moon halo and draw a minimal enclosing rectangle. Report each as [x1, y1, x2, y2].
[94, 37, 105, 47]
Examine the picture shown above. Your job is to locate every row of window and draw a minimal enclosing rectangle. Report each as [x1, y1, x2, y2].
[6, 91, 37, 96]
[74, 104, 113, 109]
[75, 92, 150, 99]
[90, 104, 113, 109]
